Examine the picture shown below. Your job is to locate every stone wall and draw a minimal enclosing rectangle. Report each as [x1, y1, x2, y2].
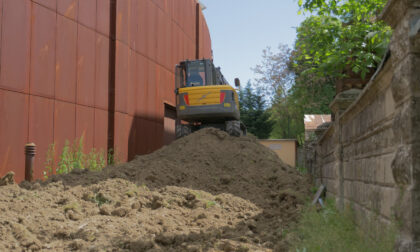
[307, 0, 420, 250]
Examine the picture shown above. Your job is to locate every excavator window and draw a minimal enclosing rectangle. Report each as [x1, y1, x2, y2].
[186, 61, 206, 87]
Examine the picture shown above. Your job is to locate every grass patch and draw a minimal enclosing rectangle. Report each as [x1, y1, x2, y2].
[289, 198, 397, 252]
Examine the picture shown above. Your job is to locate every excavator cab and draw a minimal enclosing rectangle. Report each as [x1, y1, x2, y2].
[175, 59, 246, 138]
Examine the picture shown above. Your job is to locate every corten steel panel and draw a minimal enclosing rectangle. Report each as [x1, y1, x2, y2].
[94, 108, 108, 152]
[156, 7, 166, 66]
[54, 100, 76, 164]
[33, 0, 56, 11]
[116, 0, 129, 45]
[136, 53, 148, 116]
[0, 0, 3, 57]
[76, 105, 95, 152]
[171, 0, 180, 26]
[152, 0, 167, 13]
[155, 65, 163, 121]
[134, 117, 145, 154]
[0, 0, 31, 93]
[115, 41, 129, 113]
[95, 33, 109, 110]
[170, 22, 178, 70]
[30, 4, 57, 98]
[154, 122, 164, 151]
[128, 0, 137, 51]
[96, 0, 110, 36]
[57, 0, 78, 20]
[185, 0, 195, 40]
[77, 24, 96, 106]
[147, 60, 157, 118]
[126, 114, 136, 160]
[162, 69, 174, 103]
[127, 50, 137, 116]
[0, 90, 29, 182]
[167, 0, 174, 21]
[163, 14, 171, 70]
[114, 112, 130, 162]
[78, 0, 96, 30]
[136, 0, 148, 56]
[28, 95, 54, 180]
[56, 15, 77, 103]
[147, 1, 157, 61]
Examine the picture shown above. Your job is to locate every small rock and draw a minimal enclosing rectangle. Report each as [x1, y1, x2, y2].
[131, 202, 141, 210]
[82, 192, 94, 201]
[111, 207, 129, 217]
[185, 193, 196, 201]
[219, 241, 235, 252]
[99, 205, 112, 216]
[66, 210, 82, 221]
[196, 213, 207, 220]
[220, 175, 232, 185]
[0, 171, 15, 186]
[68, 239, 84, 250]
[151, 196, 163, 210]
[32, 182, 41, 190]
[186, 244, 201, 252]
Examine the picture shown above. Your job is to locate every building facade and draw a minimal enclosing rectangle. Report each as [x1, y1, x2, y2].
[0, 0, 212, 182]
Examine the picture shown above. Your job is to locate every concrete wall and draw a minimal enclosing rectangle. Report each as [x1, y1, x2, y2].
[306, 0, 420, 250]
[259, 140, 296, 167]
[0, 0, 212, 182]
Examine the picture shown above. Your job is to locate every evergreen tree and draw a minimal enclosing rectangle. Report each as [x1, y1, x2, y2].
[239, 82, 273, 139]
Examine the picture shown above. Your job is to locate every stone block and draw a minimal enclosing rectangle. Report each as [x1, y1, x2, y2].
[379, 186, 399, 218]
[384, 153, 396, 185]
[393, 102, 415, 145]
[391, 55, 420, 103]
[392, 145, 413, 186]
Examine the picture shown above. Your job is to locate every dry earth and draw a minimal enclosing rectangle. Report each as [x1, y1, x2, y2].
[0, 128, 310, 251]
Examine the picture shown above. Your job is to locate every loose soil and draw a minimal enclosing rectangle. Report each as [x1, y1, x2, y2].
[0, 128, 310, 251]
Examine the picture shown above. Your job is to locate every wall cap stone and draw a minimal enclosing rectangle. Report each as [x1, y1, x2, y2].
[330, 89, 362, 114]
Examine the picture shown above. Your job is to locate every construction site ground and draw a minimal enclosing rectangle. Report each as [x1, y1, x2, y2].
[0, 128, 310, 251]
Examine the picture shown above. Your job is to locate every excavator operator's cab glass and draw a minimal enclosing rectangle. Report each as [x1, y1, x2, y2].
[175, 65, 185, 89]
[186, 61, 206, 87]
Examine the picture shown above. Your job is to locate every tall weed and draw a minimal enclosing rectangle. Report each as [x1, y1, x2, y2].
[290, 198, 397, 252]
[43, 136, 115, 178]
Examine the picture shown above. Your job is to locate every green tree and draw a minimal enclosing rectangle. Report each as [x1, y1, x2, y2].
[239, 82, 273, 139]
[296, 0, 391, 80]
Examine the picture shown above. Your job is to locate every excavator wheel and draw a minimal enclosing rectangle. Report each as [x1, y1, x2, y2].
[176, 124, 191, 139]
[226, 120, 241, 137]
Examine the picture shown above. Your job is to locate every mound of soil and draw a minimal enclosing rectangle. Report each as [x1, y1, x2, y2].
[0, 128, 310, 251]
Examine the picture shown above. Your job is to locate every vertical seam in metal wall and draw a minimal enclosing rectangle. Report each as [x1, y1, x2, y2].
[75, 0, 79, 143]
[28, 1, 34, 144]
[93, 0, 97, 149]
[52, 5, 57, 146]
[195, 2, 199, 59]
[0, 0, 3, 86]
[107, 0, 117, 154]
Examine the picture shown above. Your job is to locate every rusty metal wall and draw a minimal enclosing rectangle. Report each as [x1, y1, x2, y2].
[0, 0, 212, 182]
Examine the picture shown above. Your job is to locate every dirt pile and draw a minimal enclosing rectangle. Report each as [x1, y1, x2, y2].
[0, 128, 310, 251]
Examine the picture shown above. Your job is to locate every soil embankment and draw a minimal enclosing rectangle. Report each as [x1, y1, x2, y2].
[0, 128, 309, 251]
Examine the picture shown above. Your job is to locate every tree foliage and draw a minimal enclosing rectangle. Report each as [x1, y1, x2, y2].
[239, 82, 273, 139]
[296, 0, 391, 79]
[252, 0, 390, 141]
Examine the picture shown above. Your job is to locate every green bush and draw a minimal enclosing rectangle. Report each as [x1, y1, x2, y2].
[290, 198, 397, 252]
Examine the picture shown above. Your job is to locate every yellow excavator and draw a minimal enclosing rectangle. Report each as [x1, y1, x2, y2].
[175, 59, 246, 138]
